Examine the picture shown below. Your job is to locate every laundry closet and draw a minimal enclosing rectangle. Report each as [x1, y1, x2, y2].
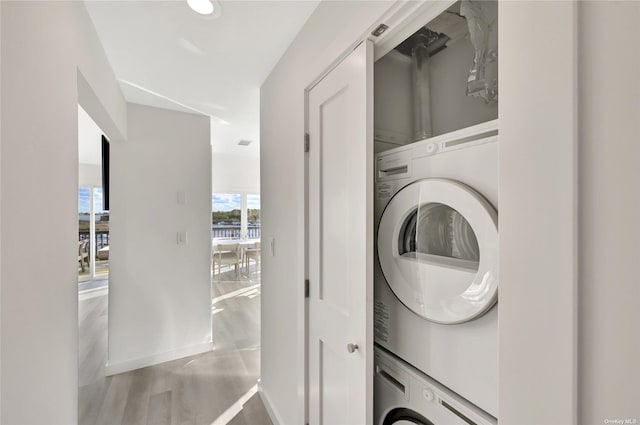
[372, 1, 500, 423]
[261, 0, 582, 423]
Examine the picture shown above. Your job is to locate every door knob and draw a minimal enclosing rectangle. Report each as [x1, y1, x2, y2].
[347, 343, 358, 353]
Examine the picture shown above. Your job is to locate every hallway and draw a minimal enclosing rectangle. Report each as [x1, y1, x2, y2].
[78, 270, 270, 425]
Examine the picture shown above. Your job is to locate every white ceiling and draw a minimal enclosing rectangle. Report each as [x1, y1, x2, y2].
[84, 0, 320, 157]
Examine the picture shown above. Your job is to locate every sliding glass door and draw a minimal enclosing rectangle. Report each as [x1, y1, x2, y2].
[93, 187, 109, 279]
[79, 187, 92, 281]
[78, 186, 109, 282]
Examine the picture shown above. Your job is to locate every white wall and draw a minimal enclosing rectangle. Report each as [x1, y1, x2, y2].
[107, 103, 212, 374]
[0, 3, 3, 419]
[260, 2, 394, 424]
[78, 104, 105, 166]
[578, 2, 640, 422]
[0, 1, 127, 424]
[499, 2, 578, 423]
[78, 104, 105, 188]
[212, 152, 260, 194]
[79, 164, 102, 189]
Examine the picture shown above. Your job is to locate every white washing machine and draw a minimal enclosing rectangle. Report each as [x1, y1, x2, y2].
[375, 347, 496, 425]
[374, 120, 498, 417]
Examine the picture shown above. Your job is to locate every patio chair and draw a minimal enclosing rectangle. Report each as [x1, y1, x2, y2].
[78, 240, 89, 272]
[213, 243, 241, 280]
[244, 242, 261, 274]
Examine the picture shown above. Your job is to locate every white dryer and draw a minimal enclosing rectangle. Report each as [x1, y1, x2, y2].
[375, 347, 496, 425]
[374, 120, 498, 417]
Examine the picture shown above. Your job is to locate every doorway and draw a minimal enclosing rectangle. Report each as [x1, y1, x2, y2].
[210, 191, 262, 346]
[78, 104, 110, 290]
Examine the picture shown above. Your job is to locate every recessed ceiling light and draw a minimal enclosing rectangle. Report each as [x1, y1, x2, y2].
[187, 0, 214, 15]
[238, 140, 252, 146]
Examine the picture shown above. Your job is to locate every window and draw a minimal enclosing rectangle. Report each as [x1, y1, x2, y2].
[247, 194, 261, 239]
[211, 193, 261, 239]
[212, 193, 242, 238]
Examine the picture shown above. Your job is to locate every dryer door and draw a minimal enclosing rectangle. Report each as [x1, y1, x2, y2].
[377, 178, 498, 324]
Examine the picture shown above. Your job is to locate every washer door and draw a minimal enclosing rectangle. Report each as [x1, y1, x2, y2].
[377, 178, 498, 324]
[383, 408, 434, 425]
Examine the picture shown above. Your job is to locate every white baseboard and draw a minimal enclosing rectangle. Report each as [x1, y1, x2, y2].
[105, 341, 213, 376]
[257, 381, 284, 425]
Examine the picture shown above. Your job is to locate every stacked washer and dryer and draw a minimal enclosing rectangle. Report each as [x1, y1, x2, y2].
[373, 1, 498, 424]
[374, 120, 498, 424]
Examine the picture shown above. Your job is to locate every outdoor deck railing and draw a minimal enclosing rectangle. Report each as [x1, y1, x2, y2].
[79, 227, 260, 248]
[79, 231, 110, 251]
[212, 225, 260, 239]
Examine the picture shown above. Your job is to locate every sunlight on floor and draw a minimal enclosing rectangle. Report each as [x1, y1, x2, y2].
[210, 384, 258, 425]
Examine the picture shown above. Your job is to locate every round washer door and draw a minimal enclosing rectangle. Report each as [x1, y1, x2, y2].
[383, 408, 434, 425]
[377, 178, 498, 324]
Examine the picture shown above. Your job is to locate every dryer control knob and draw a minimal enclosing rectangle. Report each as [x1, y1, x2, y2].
[426, 143, 437, 154]
[423, 389, 434, 402]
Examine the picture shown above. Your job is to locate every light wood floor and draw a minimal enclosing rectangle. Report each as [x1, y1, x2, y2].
[79, 267, 272, 425]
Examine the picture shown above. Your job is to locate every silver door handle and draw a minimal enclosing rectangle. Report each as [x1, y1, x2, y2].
[347, 343, 358, 353]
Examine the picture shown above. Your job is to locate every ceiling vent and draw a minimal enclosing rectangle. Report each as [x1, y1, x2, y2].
[238, 140, 252, 146]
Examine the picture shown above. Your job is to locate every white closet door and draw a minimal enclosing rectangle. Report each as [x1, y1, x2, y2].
[308, 40, 374, 425]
